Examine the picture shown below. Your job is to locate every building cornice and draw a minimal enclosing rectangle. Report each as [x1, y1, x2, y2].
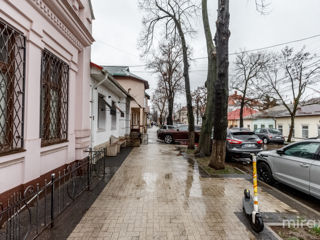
[28, 0, 94, 50]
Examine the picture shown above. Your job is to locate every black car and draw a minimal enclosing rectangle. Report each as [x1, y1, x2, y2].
[226, 128, 263, 160]
[254, 128, 285, 144]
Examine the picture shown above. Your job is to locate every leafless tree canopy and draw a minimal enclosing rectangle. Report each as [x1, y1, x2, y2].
[147, 40, 184, 97]
[139, 0, 199, 55]
[261, 46, 320, 141]
[232, 52, 270, 103]
[255, 0, 271, 15]
[152, 83, 167, 125]
[147, 40, 184, 125]
[262, 47, 319, 107]
[192, 86, 207, 116]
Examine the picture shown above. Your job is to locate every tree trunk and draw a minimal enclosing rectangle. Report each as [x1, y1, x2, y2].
[209, 0, 230, 170]
[287, 115, 295, 142]
[167, 96, 174, 125]
[239, 99, 245, 128]
[175, 20, 195, 149]
[198, 0, 216, 157]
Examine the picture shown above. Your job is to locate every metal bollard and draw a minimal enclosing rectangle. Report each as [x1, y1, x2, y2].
[252, 154, 259, 223]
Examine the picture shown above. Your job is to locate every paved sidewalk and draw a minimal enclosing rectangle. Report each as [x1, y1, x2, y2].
[68, 129, 306, 240]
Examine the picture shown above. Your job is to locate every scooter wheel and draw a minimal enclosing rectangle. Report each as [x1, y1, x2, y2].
[251, 214, 264, 233]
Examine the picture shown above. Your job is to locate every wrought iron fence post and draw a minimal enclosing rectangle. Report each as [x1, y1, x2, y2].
[103, 148, 106, 178]
[50, 173, 55, 228]
[87, 149, 91, 190]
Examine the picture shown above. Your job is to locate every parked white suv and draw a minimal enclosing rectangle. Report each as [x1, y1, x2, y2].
[257, 140, 320, 199]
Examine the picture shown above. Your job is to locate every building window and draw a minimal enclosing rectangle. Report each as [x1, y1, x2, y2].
[269, 125, 273, 129]
[247, 124, 250, 129]
[254, 124, 258, 130]
[111, 101, 116, 130]
[98, 94, 106, 129]
[0, 19, 25, 154]
[278, 124, 283, 134]
[302, 125, 309, 139]
[318, 125, 320, 137]
[261, 124, 265, 129]
[40, 50, 69, 146]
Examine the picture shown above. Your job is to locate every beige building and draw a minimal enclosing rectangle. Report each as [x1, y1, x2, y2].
[103, 66, 150, 135]
[275, 104, 320, 140]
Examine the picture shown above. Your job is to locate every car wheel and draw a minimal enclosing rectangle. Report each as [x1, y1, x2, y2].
[263, 138, 268, 144]
[258, 162, 274, 185]
[164, 135, 173, 144]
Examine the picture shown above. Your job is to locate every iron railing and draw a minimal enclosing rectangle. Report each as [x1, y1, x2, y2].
[0, 148, 106, 240]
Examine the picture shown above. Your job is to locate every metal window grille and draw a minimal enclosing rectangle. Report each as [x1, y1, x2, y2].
[0, 18, 25, 154]
[40, 50, 68, 146]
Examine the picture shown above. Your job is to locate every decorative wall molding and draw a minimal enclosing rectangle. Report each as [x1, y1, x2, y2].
[0, 157, 24, 169]
[28, 0, 84, 50]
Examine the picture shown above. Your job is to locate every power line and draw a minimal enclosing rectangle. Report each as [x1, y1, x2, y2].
[129, 33, 320, 67]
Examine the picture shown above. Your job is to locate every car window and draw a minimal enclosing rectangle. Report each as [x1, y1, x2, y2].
[261, 129, 267, 133]
[284, 142, 320, 159]
[254, 129, 261, 133]
[231, 132, 259, 141]
[269, 129, 281, 134]
[178, 126, 188, 131]
[167, 126, 175, 129]
[161, 126, 167, 129]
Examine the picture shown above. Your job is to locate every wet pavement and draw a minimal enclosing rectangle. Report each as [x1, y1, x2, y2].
[39, 147, 133, 240]
[68, 127, 319, 240]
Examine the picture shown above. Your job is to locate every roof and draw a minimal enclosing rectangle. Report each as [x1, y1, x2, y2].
[228, 107, 257, 120]
[244, 105, 289, 120]
[102, 66, 149, 89]
[277, 104, 320, 118]
[228, 91, 261, 107]
[244, 103, 320, 120]
[90, 62, 132, 99]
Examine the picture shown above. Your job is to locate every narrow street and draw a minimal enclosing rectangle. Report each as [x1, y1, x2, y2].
[68, 127, 318, 240]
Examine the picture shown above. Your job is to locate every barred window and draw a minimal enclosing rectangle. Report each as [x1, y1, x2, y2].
[40, 50, 68, 146]
[0, 19, 25, 154]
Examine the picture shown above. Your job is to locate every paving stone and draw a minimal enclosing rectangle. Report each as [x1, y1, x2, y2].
[68, 130, 305, 239]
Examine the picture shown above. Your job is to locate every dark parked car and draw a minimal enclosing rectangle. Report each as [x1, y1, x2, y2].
[254, 128, 285, 144]
[226, 128, 263, 160]
[257, 140, 320, 199]
[157, 125, 201, 144]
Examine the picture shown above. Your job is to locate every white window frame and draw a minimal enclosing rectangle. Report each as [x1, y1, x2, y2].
[302, 125, 309, 139]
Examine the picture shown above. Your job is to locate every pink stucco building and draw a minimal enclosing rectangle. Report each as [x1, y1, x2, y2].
[0, 0, 94, 202]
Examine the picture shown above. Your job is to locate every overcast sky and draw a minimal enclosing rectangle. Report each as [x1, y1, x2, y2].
[91, 0, 320, 105]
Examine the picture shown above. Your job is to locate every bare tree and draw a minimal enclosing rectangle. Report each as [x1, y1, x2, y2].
[139, 0, 199, 149]
[196, 0, 217, 157]
[232, 52, 269, 127]
[261, 47, 320, 142]
[192, 86, 207, 125]
[152, 84, 167, 125]
[209, 0, 230, 170]
[147, 40, 184, 125]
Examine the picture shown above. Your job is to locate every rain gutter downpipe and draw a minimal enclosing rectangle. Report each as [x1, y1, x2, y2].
[90, 70, 110, 150]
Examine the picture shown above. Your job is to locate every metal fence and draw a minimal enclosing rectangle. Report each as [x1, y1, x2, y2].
[0, 148, 106, 240]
